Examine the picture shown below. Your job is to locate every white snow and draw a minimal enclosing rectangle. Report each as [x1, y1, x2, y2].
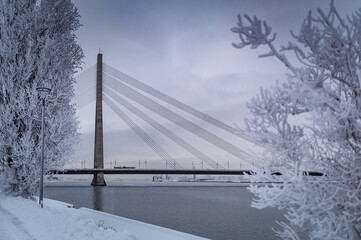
[0, 194, 209, 240]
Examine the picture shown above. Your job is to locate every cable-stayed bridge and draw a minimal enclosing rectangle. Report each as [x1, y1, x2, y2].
[72, 54, 259, 186]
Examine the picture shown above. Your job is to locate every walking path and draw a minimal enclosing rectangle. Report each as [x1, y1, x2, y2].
[0, 200, 35, 240]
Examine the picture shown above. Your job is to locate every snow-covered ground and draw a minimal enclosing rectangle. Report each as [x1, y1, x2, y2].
[0, 194, 209, 240]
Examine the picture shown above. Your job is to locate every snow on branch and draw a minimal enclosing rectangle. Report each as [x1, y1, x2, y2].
[232, 1, 361, 239]
[232, 14, 298, 74]
[231, 14, 276, 49]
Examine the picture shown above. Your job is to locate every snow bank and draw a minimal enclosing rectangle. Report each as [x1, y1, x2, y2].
[0, 194, 209, 240]
[0, 195, 134, 240]
[77, 208, 209, 240]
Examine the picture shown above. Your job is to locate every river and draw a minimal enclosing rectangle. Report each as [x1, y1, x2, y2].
[44, 181, 283, 240]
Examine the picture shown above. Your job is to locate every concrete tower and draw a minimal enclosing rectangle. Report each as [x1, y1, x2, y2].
[91, 53, 106, 186]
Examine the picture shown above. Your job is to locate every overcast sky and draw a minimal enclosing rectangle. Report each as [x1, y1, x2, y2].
[71, 0, 360, 170]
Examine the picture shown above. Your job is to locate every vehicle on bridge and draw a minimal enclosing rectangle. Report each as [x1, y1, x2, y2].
[114, 166, 136, 169]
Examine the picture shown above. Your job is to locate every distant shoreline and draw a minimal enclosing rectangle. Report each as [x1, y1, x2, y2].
[45, 179, 253, 187]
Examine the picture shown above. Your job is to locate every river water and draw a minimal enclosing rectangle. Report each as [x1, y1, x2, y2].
[44, 184, 283, 240]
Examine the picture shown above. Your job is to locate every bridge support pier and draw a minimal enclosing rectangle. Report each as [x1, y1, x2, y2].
[91, 53, 106, 186]
[91, 172, 106, 186]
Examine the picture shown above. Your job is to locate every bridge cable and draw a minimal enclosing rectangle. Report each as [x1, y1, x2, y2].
[74, 85, 96, 110]
[74, 64, 96, 84]
[74, 64, 97, 110]
[103, 85, 225, 170]
[103, 63, 249, 140]
[103, 95, 183, 169]
[103, 74, 253, 165]
[74, 65, 181, 168]
[103, 74, 256, 166]
[103, 99, 171, 164]
[104, 95, 182, 169]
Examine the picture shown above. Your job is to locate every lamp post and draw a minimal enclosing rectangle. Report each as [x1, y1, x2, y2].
[37, 87, 51, 208]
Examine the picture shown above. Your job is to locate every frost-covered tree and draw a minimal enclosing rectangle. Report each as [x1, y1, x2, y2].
[0, 0, 83, 197]
[232, 1, 361, 239]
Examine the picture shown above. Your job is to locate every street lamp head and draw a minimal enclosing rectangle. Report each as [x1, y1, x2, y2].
[36, 87, 51, 99]
[36, 87, 51, 93]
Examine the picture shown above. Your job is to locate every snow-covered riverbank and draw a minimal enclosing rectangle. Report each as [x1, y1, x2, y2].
[0, 194, 209, 240]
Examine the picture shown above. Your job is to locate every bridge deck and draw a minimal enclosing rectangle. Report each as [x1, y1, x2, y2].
[49, 169, 323, 176]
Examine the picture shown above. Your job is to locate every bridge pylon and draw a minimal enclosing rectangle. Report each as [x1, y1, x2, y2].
[91, 53, 106, 186]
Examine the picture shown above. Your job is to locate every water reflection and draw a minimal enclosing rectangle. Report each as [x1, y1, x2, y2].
[92, 186, 104, 211]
